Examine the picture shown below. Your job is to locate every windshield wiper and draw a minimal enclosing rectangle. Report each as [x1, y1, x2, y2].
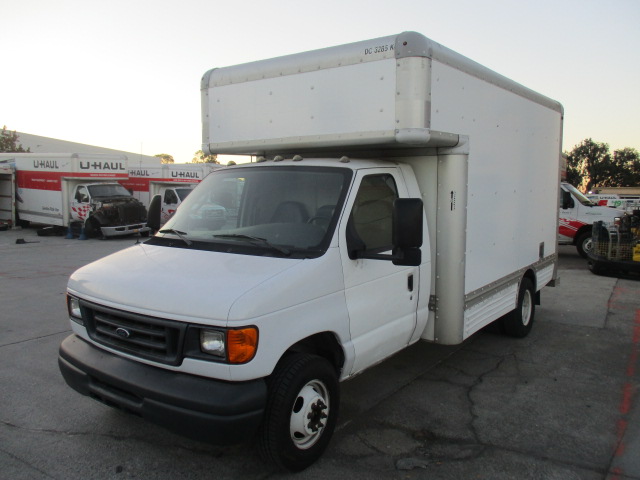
[159, 228, 193, 246]
[213, 234, 291, 256]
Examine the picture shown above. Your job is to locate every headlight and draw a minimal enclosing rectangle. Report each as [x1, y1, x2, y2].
[199, 327, 258, 363]
[200, 330, 226, 358]
[67, 295, 83, 325]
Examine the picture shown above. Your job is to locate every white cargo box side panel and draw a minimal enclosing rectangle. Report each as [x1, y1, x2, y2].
[430, 60, 561, 294]
[120, 166, 164, 204]
[201, 34, 445, 154]
[206, 60, 397, 151]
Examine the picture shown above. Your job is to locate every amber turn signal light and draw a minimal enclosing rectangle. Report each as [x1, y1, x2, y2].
[227, 327, 258, 363]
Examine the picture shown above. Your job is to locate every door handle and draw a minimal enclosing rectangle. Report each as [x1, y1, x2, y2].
[408, 274, 414, 292]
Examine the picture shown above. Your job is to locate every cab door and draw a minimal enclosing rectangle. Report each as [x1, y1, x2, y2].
[70, 185, 91, 222]
[162, 188, 179, 224]
[339, 169, 419, 375]
[559, 185, 582, 242]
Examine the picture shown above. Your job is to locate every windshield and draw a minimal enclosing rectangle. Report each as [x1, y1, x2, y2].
[153, 165, 352, 258]
[175, 188, 193, 201]
[563, 183, 595, 206]
[88, 183, 132, 198]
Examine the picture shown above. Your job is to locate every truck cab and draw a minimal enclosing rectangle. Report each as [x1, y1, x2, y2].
[559, 182, 625, 257]
[70, 182, 149, 237]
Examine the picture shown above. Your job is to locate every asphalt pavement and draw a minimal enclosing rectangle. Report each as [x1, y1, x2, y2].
[1, 227, 638, 480]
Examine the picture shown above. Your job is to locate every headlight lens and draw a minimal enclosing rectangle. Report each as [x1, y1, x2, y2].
[200, 330, 226, 358]
[67, 295, 83, 324]
[198, 327, 258, 363]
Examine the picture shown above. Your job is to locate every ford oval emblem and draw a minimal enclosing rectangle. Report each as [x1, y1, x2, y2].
[115, 327, 131, 338]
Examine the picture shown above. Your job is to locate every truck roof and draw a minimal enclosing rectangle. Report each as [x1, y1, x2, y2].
[201, 32, 562, 157]
[220, 156, 399, 171]
[203, 32, 561, 114]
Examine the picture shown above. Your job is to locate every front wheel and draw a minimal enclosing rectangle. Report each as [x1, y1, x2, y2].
[84, 217, 102, 238]
[502, 278, 535, 338]
[259, 353, 339, 472]
[575, 230, 593, 258]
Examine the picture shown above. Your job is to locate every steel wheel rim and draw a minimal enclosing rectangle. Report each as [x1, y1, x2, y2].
[289, 379, 330, 450]
[521, 289, 532, 326]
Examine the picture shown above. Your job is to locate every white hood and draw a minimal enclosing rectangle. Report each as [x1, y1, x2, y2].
[68, 243, 308, 324]
[586, 205, 626, 219]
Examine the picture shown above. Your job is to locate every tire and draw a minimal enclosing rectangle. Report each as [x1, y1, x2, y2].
[502, 278, 535, 338]
[575, 230, 593, 258]
[259, 353, 339, 472]
[84, 218, 102, 238]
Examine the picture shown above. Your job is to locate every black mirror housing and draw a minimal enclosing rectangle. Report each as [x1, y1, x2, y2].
[350, 198, 423, 267]
[561, 191, 574, 210]
[147, 194, 162, 232]
[393, 198, 423, 249]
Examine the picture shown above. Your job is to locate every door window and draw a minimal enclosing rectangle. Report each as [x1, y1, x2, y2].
[164, 189, 178, 204]
[75, 186, 89, 203]
[349, 174, 398, 252]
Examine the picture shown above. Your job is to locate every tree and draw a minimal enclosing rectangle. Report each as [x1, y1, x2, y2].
[610, 147, 640, 187]
[565, 139, 614, 192]
[191, 150, 218, 164]
[0, 126, 30, 153]
[566, 139, 640, 191]
[154, 153, 175, 164]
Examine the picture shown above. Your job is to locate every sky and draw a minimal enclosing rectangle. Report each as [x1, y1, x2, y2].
[3, 0, 639, 163]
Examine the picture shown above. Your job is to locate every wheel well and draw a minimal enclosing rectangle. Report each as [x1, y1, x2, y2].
[573, 225, 592, 245]
[282, 332, 345, 376]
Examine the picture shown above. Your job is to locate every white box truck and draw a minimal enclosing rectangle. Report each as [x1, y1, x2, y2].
[0, 153, 150, 237]
[559, 182, 625, 257]
[120, 163, 219, 225]
[58, 32, 563, 471]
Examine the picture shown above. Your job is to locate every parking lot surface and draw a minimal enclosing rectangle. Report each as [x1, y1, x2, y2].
[1, 227, 639, 479]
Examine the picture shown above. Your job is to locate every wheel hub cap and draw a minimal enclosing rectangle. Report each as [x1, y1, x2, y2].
[290, 381, 329, 449]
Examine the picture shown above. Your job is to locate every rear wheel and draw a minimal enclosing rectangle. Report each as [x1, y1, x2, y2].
[259, 353, 339, 472]
[502, 278, 535, 338]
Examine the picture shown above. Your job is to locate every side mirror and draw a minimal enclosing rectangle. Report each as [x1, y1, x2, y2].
[561, 191, 575, 210]
[147, 194, 162, 232]
[392, 198, 423, 266]
[348, 197, 423, 267]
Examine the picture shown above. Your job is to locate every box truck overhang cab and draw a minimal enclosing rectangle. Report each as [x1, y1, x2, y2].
[59, 31, 563, 471]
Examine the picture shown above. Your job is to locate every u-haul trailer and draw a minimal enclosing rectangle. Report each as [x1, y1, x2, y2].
[59, 32, 563, 471]
[120, 163, 219, 225]
[0, 153, 149, 237]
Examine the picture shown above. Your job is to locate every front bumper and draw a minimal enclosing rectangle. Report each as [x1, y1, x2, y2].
[587, 252, 640, 276]
[58, 335, 267, 445]
[100, 224, 151, 237]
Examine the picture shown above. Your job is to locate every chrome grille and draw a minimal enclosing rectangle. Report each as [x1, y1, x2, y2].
[82, 301, 186, 365]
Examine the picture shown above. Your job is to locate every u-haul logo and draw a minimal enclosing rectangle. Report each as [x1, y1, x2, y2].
[129, 169, 151, 176]
[33, 160, 60, 169]
[80, 161, 125, 171]
[171, 171, 200, 179]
